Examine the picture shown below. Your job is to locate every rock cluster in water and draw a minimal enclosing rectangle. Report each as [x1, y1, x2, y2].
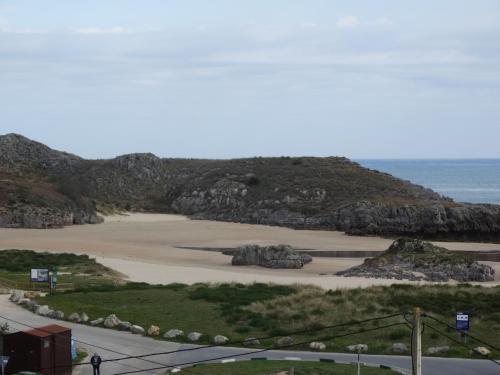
[230, 244, 312, 269]
[337, 238, 495, 282]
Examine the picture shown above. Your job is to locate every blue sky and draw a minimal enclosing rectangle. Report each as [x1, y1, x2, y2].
[1, 0, 499, 159]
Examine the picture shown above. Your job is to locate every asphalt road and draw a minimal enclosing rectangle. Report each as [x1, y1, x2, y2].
[1, 295, 498, 375]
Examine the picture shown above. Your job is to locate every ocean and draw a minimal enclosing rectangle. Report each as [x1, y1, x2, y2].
[356, 159, 500, 205]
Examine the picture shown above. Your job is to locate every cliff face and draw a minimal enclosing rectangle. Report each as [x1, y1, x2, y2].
[1, 133, 500, 240]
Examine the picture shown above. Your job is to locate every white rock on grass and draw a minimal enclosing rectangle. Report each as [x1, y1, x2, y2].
[187, 332, 202, 342]
[36, 305, 53, 317]
[118, 321, 132, 331]
[309, 342, 326, 351]
[392, 343, 408, 353]
[90, 318, 104, 326]
[80, 313, 89, 323]
[275, 336, 293, 347]
[474, 346, 491, 356]
[104, 314, 121, 328]
[426, 346, 449, 355]
[9, 290, 23, 303]
[130, 325, 145, 335]
[68, 313, 81, 322]
[164, 329, 184, 338]
[346, 344, 368, 352]
[148, 325, 160, 336]
[243, 338, 260, 346]
[213, 335, 229, 345]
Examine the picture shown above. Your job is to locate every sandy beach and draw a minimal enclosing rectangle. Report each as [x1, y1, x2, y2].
[0, 213, 499, 289]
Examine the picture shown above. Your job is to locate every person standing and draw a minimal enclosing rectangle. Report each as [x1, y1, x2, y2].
[91, 353, 102, 375]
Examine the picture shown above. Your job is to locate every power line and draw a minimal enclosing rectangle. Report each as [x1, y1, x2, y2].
[110, 321, 407, 375]
[97, 313, 403, 365]
[0, 314, 177, 375]
[424, 323, 500, 367]
[424, 314, 500, 353]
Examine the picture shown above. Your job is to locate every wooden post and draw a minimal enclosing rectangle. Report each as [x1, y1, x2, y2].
[289, 367, 294, 375]
[412, 307, 422, 375]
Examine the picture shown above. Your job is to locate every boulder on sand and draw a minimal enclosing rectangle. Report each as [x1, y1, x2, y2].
[231, 244, 312, 269]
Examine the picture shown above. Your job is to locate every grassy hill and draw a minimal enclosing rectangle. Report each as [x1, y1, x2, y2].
[1, 133, 500, 240]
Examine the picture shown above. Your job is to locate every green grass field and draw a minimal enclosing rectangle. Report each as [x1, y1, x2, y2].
[34, 282, 500, 358]
[185, 360, 396, 374]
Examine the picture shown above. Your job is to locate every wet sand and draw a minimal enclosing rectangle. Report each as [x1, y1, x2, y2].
[0, 213, 499, 289]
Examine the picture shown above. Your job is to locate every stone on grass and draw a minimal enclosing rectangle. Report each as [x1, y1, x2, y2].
[187, 332, 202, 342]
[90, 318, 104, 326]
[213, 335, 229, 345]
[26, 301, 39, 312]
[309, 342, 326, 351]
[104, 314, 121, 328]
[426, 346, 449, 355]
[243, 338, 260, 346]
[474, 347, 491, 356]
[68, 313, 81, 322]
[18, 298, 30, 305]
[148, 325, 160, 336]
[130, 325, 145, 335]
[275, 336, 293, 347]
[118, 321, 132, 331]
[80, 313, 89, 323]
[392, 343, 408, 353]
[36, 305, 53, 317]
[164, 329, 184, 338]
[9, 290, 23, 303]
[52, 310, 65, 320]
[346, 344, 368, 352]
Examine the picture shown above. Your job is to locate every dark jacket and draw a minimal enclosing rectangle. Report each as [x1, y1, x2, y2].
[91, 355, 102, 367]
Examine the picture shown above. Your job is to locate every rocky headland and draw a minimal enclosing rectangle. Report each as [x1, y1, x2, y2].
[229, 244, 313, 269]
[1, 133, 500, 240]
[337, 238, 495, 282]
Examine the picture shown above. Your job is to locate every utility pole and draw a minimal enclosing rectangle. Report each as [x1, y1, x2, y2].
[357, 347, 361, 375]
[412, 307, 422, 375]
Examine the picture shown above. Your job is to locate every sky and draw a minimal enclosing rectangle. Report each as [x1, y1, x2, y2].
[1, 0, 500, 159]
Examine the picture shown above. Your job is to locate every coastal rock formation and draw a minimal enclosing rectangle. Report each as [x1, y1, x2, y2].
[2, 133, 500, 240]
[338, 239, 495, 282]
[230, 244, 312, 269]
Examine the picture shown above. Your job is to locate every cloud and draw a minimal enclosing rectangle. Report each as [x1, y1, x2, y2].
[74, 26, 128, 35]
[336, 16, 360, 29]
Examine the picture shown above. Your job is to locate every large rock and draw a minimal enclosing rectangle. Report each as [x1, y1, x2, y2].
[164, 329, 184, 338]
[213, 335, 229, 345]
[346, 344, 368, 352]
[426, 346, 449, 355]
[18, 298, 31, 306]
[338, 239, 495, 282]
[52, 310, 65, 320]
[275, 336, 293, 347]
[118, 321, 132, 331]
[68, 313, 81, 322]
[187, 332, 202, 342]
[9, 290, 23, 303]
[36, 305, 53, 317]
[80, 313, 89, 323]
[147, 325, 160, 336]
[243, 337, 261, 346]
[474, 346, 491, 356]
[90, 318, 104, 326]
[392, 343, 408, 353]
[309, 341, 326, 351]
[130, 325, 145, 335]
[104, 314, 121, 328]
[231, 244, 312, 269]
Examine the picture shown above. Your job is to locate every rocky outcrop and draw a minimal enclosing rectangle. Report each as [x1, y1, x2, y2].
[2, 133, 500, 240]
[338, 239, 495, 282]
[231, 244, 312, 269]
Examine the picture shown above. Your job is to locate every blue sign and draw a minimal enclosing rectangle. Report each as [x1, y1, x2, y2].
[30, 269, 49, 283]
[456, 312, 470, 331]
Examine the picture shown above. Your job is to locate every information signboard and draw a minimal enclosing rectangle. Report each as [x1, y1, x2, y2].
[456, 312, 470, 331]
[30, 269, 49, 283]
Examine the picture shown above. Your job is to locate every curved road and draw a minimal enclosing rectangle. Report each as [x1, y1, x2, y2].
[0, 296, 498, 375]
